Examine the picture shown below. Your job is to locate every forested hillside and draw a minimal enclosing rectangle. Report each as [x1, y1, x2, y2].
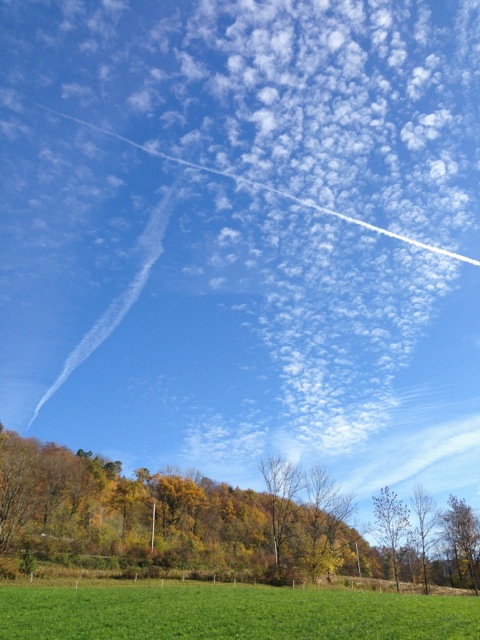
[0, 425, 479, 593]
[0, 425, 376, 582]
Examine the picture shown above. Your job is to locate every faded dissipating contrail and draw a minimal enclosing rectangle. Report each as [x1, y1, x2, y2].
[27, 187, 175, 428]
[35, 102, 480, 268]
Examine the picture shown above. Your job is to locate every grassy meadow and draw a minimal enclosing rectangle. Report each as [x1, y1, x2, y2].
[1, 579, 479, 640]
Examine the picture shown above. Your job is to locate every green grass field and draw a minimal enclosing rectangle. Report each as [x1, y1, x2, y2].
[1, 580, 479, 639]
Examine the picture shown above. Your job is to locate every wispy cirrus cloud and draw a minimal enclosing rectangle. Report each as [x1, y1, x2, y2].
[342, 410, 480, 498]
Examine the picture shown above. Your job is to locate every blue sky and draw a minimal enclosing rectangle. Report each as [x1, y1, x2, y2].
[1, 0, 480, 525]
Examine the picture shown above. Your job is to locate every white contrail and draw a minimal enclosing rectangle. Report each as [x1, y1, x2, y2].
[34, 103, 480, 268]
[27, 188, 174, 428]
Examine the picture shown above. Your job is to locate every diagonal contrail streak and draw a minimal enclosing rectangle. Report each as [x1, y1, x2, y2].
[27, 186, 175, 428]
[34, 102, 480, 268]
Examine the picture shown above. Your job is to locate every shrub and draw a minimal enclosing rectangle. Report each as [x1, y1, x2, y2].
[19, 551, 37, 575]
[0, 557, 20, 579]
[262, 565, 303, 587]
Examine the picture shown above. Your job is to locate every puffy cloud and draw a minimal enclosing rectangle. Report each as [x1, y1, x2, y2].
[127, 89, 155, 113]
[327, 30, 346, 51]
[218, 227, 241, 244]
[257, 86, 279, 105]
[176, 51, 208, 81]
[401, 110, 452, 150]
[250, 108, 276, 135]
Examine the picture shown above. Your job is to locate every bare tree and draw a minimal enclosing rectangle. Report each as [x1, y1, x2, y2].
[373, 486, 410, 592]
[38, 443, 73, 533]
[409, 484, 439, 594]
[259, 456, 304, 566]
[304, 464, 356, 578]
[442, 495, 480, 595]
[0, 432, 40, 553]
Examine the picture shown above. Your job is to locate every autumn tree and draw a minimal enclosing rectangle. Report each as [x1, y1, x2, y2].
[67, 454, 98, 517]
[303, 464, 356, 578]
[373, 486, 410, 592]
[110, 476, 147, 539]
[149, 473, 206, 538]
[73, 450, 123, 548]
[259, 456, 304, 567]
[232, 488, 269, 556]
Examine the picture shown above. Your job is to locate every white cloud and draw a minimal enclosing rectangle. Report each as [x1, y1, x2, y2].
[215, 195, 232, 211]
[327, 30, 345, 51]
[400, 110, 452, 150]
[372, 8, 392, 30]
[429, 159, 446, 180]
[209, 277, 227, 290]
[61, 83, 96, 104]
[344, 412, 480, 497]
[387, 47, 407, 68]
[250, 108, 276, 135]
[271, 28, 294, 63]
[182, 265, 204, 277]
[227, 54, 244, 74]
[419, 109, 452, 128]
[407, 66, 430, 100]
[176, 51, 208, 81]
[218, 227, 241, 244]
[106, 174, 125, 188]
[127, 89, 154, 113]
[102, 0, 128, 12]
[258, 86, 279, 105]
[183, 413, 267, 467]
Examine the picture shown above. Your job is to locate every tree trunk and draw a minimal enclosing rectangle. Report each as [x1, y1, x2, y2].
[392, 551, 400, 593]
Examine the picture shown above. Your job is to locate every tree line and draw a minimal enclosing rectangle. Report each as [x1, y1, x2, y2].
[0, 424, 478, 591]
[372, 484, 480, 595]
